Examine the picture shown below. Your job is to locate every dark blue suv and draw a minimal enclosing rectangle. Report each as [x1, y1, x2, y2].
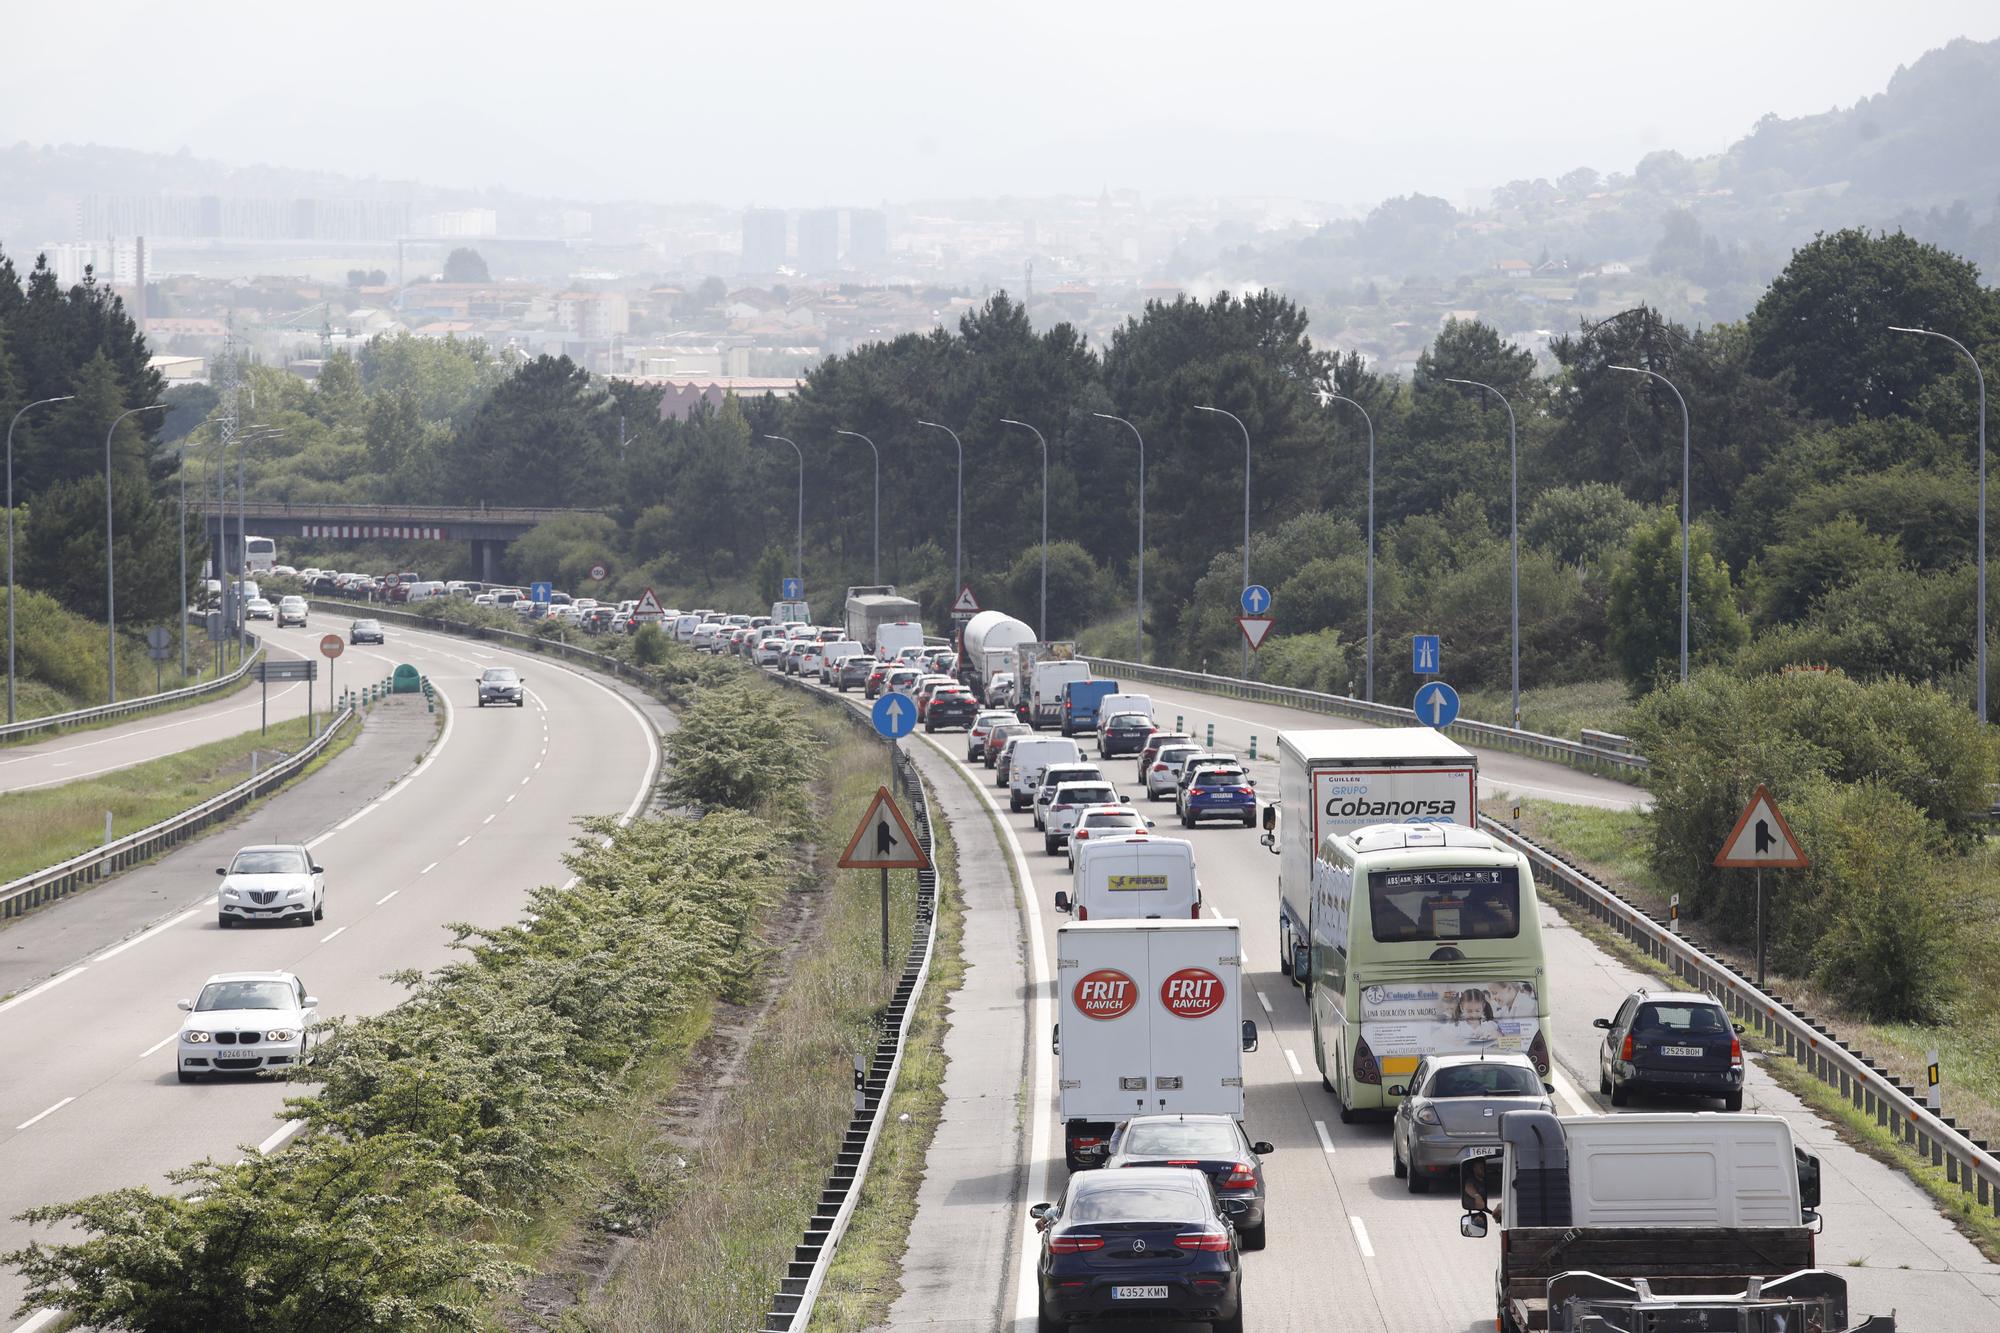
[1178, 761, 1256, 828]
[1032, 1166, 1242, 1332]
[1595, 989, 1746, 1111]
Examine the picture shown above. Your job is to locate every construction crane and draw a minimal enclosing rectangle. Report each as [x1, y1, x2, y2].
[266, 301, 335, 359]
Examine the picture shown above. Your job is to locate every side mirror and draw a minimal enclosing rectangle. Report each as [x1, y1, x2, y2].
[215, 867, 228, 876]
[302, 996, 319, 1008]
[1258, 831, 1276, 852]
[1591, 1017, 1612, 1030]
[1460, 1148, 1501, 1215]
[1543, 1083, 1557, 1096]
[311, 865, 324, 875]
[1053, 891, 1071, 913]
[1144, 819, 1157, 828]
[1241, 1019, 1260, 1053]
[1250, 1141, 1275, 1156]
[1796, 1149, 1822, 1213]
[1120, 794, 1131, 803]
[1050, 1023, 1060, 1055]
[1261, 805, 1278, 832]
[1387, 1085, 1408, 1098]
[1733, 1022, 1746, 1034]
[1459, 1212, 1488, 1239]
[1247, 779, 1257, 787]
[176, 999, 192, 1011]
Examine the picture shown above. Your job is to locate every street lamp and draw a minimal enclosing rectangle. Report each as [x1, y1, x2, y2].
[1890, 326, 1988, 724]
[232, 426, 284, 666]
[6, 394, 74, 722]
[1608, 364, 1692, 683]
[1445, 378, 1521, 726]
[915, 421, 964, 598]
[999, 419, 1049, 638]
[105, 402, 169, 703]
[1093, 412, 1147, 661]
[1193, 405, 1253, 674]
[761, 434, 805, 593]
[834, 429, 881, 584]
[1323, 391, 1375, 701]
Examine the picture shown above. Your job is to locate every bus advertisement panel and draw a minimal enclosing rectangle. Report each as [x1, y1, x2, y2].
[1358, 978, 1542, 1061]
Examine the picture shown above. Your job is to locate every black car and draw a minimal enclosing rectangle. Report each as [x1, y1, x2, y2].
[1595, 988, 1745, 1111]
[1103, 1114, 1272, 1250]
[348, 619, 384, 645]
[1032, 1166, 1242, 1333]
[1096, 711, 1156, 758]
[925, 690, 979, 732]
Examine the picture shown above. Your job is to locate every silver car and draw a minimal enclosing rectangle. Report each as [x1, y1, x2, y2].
[1145, 743, 1202, 799]
[1389, 1052, 1552, 1193]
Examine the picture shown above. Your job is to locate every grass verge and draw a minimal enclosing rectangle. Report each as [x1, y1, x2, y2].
[1459, 677, 1634, 740]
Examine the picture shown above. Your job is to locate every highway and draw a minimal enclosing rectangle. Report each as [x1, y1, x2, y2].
[0, 618, 660, 1328]
[789, 666, 1997, 1332]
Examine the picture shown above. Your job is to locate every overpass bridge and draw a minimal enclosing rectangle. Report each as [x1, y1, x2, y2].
[200, 502, 607, 580]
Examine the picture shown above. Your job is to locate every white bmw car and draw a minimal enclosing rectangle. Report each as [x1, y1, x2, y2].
[176, 971, 318, 1083]
[215, 844, 325, 927]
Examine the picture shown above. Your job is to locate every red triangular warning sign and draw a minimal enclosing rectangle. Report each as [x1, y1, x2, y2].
[1714, 784, 1808, 868]
[1237, 615, 1275, 651]
[635, 587, 665, 620]
[838, 786, 931, 870]
[951, 585, 980, 615]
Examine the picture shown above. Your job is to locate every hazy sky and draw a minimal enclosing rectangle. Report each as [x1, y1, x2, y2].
[7, 1, 1996, 210]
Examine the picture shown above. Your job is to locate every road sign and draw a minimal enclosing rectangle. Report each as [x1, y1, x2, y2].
[633, 587, 666, 623]
[256, 659, 318, 683]
[530, 581, 553, 604]
[1413, 680, 1460, 728]
[872, 693, 917, 739]
[319, 634, 344, 659]
[1412, 634, 1441, 675]
[781, 576, 804, 600]
[951, 585, 980, 616]
[1714, 785, 1808, 868]
[1236, 615, 1275, 651]
[838, 786, 930, 870]
[589, 562, 608, 582]
[1240, 584, 1272, 615]
[146, 626, 173, 662]
[205, 612, 229, 641]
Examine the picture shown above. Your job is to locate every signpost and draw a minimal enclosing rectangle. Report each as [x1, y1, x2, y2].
[633, 587, 666, 625]
[1713, 784, 1809, 986]
[146, 626, 172, 693]
[1236, 615, 1274, 651]
[1412, 634, 1441, 675]
[838, 784, 929, 966]
[530, 580, 553, 605]
[781, 576, 804, 602]
[1413, 680, 1460, 728]
[255, 657, 317, 736]
[320, 633, 344, 715]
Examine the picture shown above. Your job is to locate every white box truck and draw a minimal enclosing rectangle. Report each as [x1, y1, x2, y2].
[844, 586, 922, 650]
[1054, 918, 1258, 1171]
[1016, 642, 1086, 730]
[1260, 728, 1478, 986]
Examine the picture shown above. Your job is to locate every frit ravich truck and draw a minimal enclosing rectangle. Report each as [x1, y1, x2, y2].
[1016, 641, 1086, 730]
[1260, 727, 1478, 986]
[959, 610, 1035, 702]
[1054, 919, 1258, 1172]
[1459, 1110, 1895, 1332]
[844, 586, 922, 651]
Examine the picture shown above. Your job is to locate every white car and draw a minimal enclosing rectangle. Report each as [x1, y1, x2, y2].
[754, 637, 789, 666]
[243, 597, 275, 621]
[1065, 805, 1156, 870]
[1042, 780, 1126, 856]
[176, 970, 318, 1083]
[216, 843, 325, 927]
[276, 595, 308, 627]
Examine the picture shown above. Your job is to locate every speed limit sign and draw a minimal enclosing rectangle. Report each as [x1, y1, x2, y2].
[589, 562, 608, 582]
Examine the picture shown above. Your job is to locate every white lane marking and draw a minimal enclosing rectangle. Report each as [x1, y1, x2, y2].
[1550, 1064, 1594, 1117]
[505, 794, 515, 804]
[457, 835, 471, 846]
[92, 907, 202, 963]
[1256, 990, 1273, 1014]
[320, 926, 347, 943]
[1314, 1119, 1337, 1154]
[15, 1096, 75, 1130]
[482, 813, 495, 824]
[141, 1032, 178, 1058]
[257, 1118, 307, 1155]
[520, 775, 531, 785]
[1284, 1047, 1304, 1077]
[12, 1307, 63, 1332]
[1349, 1215, 1375, 1258]
[313, 686, 456, 845]
[420, 861, 437, 874]
[376, 890, 398, 905]
[533, 761, 542, 770]
[0, 966, 87, 1018]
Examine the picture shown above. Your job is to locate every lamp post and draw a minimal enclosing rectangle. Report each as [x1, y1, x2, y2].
[1890, 326, 1987, 723]
[915, 421, 964, 597]
[105, 402, 169, 703]
[1093, 412, 1147, 661]
[1608, 364, 1692, 683]
[1194, 405, 1253, 674]
[834, 429, 881, 584]
[1323, 392, 1375, 701]
[232, 426, 283, 666]
[999, 418, 1049, 638]
[1445, 378, 1521, 725]
[761, 434, 805, 592]
[6, 394, 75, 722]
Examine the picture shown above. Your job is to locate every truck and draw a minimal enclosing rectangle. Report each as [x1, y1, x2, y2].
[959, 610, 1035, 702]
[1054, 919, 1259, 1172]
[1259, 727, 1478, 987]
[1015, 641, 1085, 730]
[1459, 1110, 1894, 1332]
[844, 585, 921, 651]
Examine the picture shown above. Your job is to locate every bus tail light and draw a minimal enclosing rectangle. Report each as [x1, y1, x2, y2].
[1531, 1029, 1552, 1074]
[1353, 1035, 1382, 1085]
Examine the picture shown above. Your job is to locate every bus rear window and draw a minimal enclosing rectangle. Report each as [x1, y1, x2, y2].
[1369, 867, 1520, 942]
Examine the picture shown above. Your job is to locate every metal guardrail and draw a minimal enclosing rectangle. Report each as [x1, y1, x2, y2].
[1080, 655, 1649, 776]
[1483, 814, 2000, 1218]
[1, 703, 354, 920]
[0, 631, 264, 745]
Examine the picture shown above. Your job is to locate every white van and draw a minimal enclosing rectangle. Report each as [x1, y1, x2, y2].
[1095, 693, 1155, 724]
[1008, 736, 1082, 812]
[673, 614, 701, 643]
[1059, 836, 1200, 921]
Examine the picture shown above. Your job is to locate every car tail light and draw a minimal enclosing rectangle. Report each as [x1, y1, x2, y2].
[1166, 1159, 1200, 1166]
[1620, 1033, 1634, 1061]
[1192, 1276, 1226, 1294]
[1236, 786, 1254, 796]
[1151, 763, 1168, 772]
[1353, 1035, 1382, 1085]
[1176, 1230, 1231, 1252]
[1048, 1235, 1105, 1254]
[1074, 830, 1089, 840]
[1729, 1037, 1743, 1066]
[1190, 903, 1200, 919]
[1052, 803, 1071, 813]
[1221, 1163, 1258, 1190]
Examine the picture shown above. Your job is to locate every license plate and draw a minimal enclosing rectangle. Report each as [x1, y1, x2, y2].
[1660, 1045, 1703, 1057]
[1112, 1286, 1168, 1300]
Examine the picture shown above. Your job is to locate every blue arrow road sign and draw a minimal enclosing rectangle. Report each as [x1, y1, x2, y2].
[1240, 584, 1272, 615]
[1413, 681, 1461, 729]
[782, 576, 804, 600]
[1412, 634, 1441, 675]
[872, 692, 917, 739]
[530, 581, 553, 603]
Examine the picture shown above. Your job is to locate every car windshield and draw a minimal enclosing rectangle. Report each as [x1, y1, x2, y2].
[1065, 1182, 1206, 1223]
[230, 849, 308, 874]
[1120, 1122, 1241, 1158]
[1636, 1003, 1729, 1034]
[1425, 1063, 1543, 1097]
[1059, 786, 1115, 805]
[1109, 715, 1150, 729]
[353, 620, 379, 631]
[1158, 748, 1198, 768]
[1083, 812, 1141, 828]
[481, 668, 519, 683]
[195, 980, 295, 1012]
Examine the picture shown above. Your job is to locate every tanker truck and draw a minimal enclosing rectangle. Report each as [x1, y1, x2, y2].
[961, 610, 1034, 704]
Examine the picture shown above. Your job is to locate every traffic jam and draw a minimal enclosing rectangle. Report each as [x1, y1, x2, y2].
[679, 585, 1891, 1333]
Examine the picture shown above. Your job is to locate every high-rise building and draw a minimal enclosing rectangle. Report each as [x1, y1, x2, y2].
[797, 208, 840, 273]
[741, 208, 788, 272]
[847, 209, 888, 270]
